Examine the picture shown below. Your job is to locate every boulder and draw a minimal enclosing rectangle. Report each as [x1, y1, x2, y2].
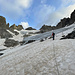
[10, 24, 17, 30]
[56, 18, 71, 29]
[4, 39, 19, 47]
[40, 25, 55, 32]
[0, 29, 13, 38]
[0, 16, 13, 38]
[9, 24, 23, 31]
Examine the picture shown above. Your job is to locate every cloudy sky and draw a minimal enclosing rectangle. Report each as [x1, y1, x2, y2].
[0, 0, 75, 29]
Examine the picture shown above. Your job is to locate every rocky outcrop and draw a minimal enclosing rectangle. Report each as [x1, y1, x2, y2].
[25, 27, 36, 30]
[60, 30, 75, 39]
[9, 24, 23, 35]
[56, 10, 75, 29]
[10, 24, 23, 31]
[56, 18, 71, 29]
[4, 39, 19, 47]
[0, 16, 13, 38]
[0, 16, 6, 28]
[40, 25, 56, 33]
[0, 16, 24, 38]
[17, 25, 24, 30]
[6, 23, 10, 29]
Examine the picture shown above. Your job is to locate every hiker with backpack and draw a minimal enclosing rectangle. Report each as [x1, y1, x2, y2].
[52, 32, 55, 40]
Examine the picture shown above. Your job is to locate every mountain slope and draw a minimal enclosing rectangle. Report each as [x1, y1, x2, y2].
[23, 23, 75, 42]
[0, 23, 75, 75]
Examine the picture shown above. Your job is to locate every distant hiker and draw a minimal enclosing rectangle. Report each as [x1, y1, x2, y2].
[52, 32, 55, 40]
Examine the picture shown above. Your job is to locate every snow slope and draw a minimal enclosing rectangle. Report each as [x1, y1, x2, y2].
[23, 24, 75, 42]
[0, 29, 40, 50]
[0, 39, 7, 50]
[0, 24, 75, 75]
[6, 30, 15, 36]
[6, 29, 24, 42]
[6, 29, 40, 42]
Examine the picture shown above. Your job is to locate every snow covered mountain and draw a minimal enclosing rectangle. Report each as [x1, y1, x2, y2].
[0, 29, 40, 50]
[0, 23, 75, 75]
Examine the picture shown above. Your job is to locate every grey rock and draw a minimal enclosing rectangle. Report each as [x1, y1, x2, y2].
[0, 16, 13, 38]
[0, 29, 13, 38]
[4, 39, 19, 47]
[60, 30, 75, 39]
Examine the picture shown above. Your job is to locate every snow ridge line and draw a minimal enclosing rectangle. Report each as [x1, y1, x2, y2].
[53, 42, 60, 75]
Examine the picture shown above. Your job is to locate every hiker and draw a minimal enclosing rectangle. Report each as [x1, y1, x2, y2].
[52, 32, 55, 40]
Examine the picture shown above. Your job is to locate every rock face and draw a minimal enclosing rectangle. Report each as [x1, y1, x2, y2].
[40, 25, 53, 32]
[25, 27, 36, 30]
[10, 24, 23, 31]
[0, 29, 13, 38]
[6, 23, 10, 29]
[17, 25, 24, 30]
[0, 16, 6, 28]
[4, 39, 19, 47]
[10, 24, 17, 30]
[40, 25, 56, 32]
[0, 16, 13, 38]
[56, 10, 75, 29]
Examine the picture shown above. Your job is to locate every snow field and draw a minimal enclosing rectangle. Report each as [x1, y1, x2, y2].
[0, 38, 75, 75]
[0, 24, 75, 75]
[0, 39, 7, 50]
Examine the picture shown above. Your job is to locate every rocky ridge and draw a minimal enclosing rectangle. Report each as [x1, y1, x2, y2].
[0, 16, 24, 38]
[40, 10, 75, 32]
